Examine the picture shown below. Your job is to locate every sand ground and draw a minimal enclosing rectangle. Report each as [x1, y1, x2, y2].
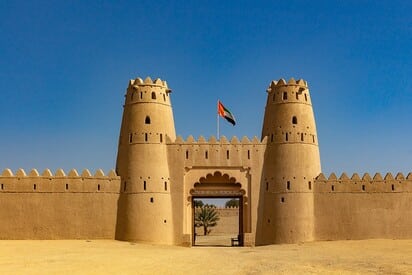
[0, 239, 411, 274]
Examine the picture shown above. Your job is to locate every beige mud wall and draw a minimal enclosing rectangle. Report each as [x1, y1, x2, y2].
[195, 207, 239, 235]
[0, 169, 120, 239]
[314, 173, 412, 240]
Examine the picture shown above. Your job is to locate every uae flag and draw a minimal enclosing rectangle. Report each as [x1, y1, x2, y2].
[218, 100, 236, 126]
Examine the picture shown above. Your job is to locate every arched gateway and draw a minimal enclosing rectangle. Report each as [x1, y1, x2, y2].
[183, 170, 251, 246]
[190, 171, 246, 246]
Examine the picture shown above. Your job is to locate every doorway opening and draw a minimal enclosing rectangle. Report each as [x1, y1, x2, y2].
[192, 196, 243, 247]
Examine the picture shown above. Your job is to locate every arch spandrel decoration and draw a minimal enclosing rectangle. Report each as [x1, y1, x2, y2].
[189, 171, 245, 197]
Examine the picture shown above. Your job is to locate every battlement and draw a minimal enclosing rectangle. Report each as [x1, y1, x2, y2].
[0, 168, 120, 193]
[1, 168, 119, 178]
[128, 76, 168, 89]
[166, 135, 267, 173]
[314, 172, 412, 193]
[195, 206, 239, 210]
[267, 78, 308, 92]
[169, 135, 266, 145]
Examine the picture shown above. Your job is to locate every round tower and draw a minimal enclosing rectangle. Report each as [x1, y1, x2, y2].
[115, 76, 176, 244]
[258, 78, 321, 244]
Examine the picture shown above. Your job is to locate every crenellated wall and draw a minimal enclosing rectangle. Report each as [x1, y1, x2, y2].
[168, 135, 265, 167]
[166, 135, 266, 246]
[314, 172, 412, 241]
[0, 168, 120, 239]
[3, 75, 412, 246]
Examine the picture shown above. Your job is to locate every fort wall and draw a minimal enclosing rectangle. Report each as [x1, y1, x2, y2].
[0, 169, 120, 239]
[194, 206, 239, 235]
[2, 75, 411, 246]
[314, 172, 412, 240]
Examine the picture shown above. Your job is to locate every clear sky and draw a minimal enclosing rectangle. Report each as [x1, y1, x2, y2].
[0, 0, 411, 176]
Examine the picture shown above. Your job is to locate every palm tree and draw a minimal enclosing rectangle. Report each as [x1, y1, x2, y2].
[195, 206, 220, 235]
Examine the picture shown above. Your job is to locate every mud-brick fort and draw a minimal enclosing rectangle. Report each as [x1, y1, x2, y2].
[0, 76, 411, 246]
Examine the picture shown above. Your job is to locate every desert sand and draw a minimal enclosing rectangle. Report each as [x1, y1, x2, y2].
[0, 239, 411, 274]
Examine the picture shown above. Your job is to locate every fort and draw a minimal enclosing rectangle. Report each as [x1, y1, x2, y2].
[0, 76, 411, 246]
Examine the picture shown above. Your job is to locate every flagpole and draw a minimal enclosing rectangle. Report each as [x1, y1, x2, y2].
[217, 100, 220, 140]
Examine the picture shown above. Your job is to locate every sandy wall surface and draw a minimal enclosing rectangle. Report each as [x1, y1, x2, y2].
[314, 193, 412, 240]
[0, 239, 411, 274]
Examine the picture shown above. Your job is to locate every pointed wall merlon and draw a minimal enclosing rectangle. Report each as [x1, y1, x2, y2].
[195, 206, 240, 210]
[314, 172, 412, 192]
[0, 168, 120, 179]
[395, 172, 405, 180]
[0, 169, 120, 193]
[339, 172, 349, 181]
[81, 169, 92, 178]
[16, 168, 26, 177]
[171, 135, 265, 145]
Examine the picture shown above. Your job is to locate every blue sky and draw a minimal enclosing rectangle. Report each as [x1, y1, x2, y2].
[0, 0, 411, 175]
